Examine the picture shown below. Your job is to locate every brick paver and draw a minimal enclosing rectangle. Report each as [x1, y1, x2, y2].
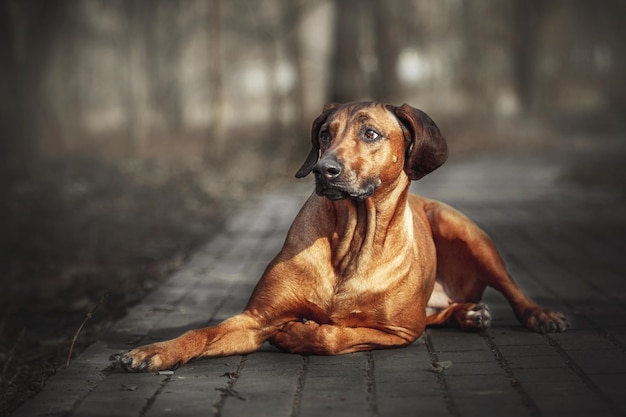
[13, 154, 626, 417]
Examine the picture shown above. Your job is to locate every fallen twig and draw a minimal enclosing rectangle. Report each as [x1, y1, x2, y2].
[1, 328, 25, 384]
[66, 294, 107, 368]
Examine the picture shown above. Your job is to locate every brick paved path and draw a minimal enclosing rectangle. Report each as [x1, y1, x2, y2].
[14, 154, 626, 417]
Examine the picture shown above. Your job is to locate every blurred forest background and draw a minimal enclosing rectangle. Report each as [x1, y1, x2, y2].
[1, 0, 625, 414]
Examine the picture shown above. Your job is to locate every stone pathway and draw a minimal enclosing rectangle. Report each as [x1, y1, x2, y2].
[14, 154, 626, 417]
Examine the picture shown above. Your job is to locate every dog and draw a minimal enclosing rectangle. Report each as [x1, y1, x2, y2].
[119, 102, 569, 372]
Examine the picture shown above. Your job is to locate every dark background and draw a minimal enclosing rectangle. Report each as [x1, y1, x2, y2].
[1, 0, 625, 414]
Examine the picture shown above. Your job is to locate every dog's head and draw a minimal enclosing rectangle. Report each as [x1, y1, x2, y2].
[295, 102, 448, 201]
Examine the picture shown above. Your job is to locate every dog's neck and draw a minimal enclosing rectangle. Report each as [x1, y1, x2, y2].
[327, 176, 411, 277]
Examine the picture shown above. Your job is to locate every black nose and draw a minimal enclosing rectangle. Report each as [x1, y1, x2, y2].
[313, 158, 342, 180]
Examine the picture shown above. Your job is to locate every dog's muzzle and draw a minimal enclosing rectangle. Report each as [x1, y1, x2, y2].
[312, 158, 376, 201]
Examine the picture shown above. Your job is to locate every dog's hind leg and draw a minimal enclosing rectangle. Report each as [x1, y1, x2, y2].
[424, 200, 569, 333]
[426, 302, 492, 331]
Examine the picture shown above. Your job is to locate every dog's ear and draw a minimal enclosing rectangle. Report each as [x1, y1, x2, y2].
[295, 103, 340, 178]
[389, 103, 448, 180]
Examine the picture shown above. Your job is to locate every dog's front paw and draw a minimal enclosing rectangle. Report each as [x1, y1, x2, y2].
[521, 307, 570, 333]
[118, 343, 182, 373]
[270, 320, 324, 354]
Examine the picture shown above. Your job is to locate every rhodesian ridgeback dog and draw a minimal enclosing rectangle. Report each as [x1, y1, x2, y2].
[119, 102, 569, 372]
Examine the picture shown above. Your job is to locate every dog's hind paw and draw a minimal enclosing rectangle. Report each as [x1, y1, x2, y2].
[456, 303, 492, 331]
[523, 308, 570, 333]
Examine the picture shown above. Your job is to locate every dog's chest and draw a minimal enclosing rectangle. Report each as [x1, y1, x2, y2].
[322, 266, 413, 325]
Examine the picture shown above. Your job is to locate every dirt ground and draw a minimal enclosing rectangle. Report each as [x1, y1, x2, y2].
[1, 118, 623, 416]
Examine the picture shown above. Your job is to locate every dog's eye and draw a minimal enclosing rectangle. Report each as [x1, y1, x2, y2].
[364, 129, 381, 142]
[319, 129, 331, 146]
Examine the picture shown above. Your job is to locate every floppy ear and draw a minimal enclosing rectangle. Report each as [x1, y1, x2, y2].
[295, 103, 340, 178]
[390, 103, 448, 180]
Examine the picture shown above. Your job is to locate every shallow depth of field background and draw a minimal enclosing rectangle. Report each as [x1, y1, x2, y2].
[1, 1, 625, 414]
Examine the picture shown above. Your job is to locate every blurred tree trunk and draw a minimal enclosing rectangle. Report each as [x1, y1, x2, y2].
[329, 0, 368, 102]
[371, 1, 402, 103]
[284, 0, 310, 135]
[207, 0, 225, 160]
[0, 0, 30, 161]
[265, 20, 283, 141]
[125, 0, 150, 156]
[512, 0, 539, 115]
[150, 1, 182, 134]
[0, 0, 66, 162]
[329, 0, 403, 104]
[459, 2, 480, 101]
[281, 0, 306, 151]
[607, 0, 626, 114]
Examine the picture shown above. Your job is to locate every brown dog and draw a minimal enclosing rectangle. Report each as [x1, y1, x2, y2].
[120, 102, 568, 372]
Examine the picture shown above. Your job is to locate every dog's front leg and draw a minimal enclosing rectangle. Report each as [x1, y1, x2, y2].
[120, 312, 275, 372]
[270, 320, 416, 355]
